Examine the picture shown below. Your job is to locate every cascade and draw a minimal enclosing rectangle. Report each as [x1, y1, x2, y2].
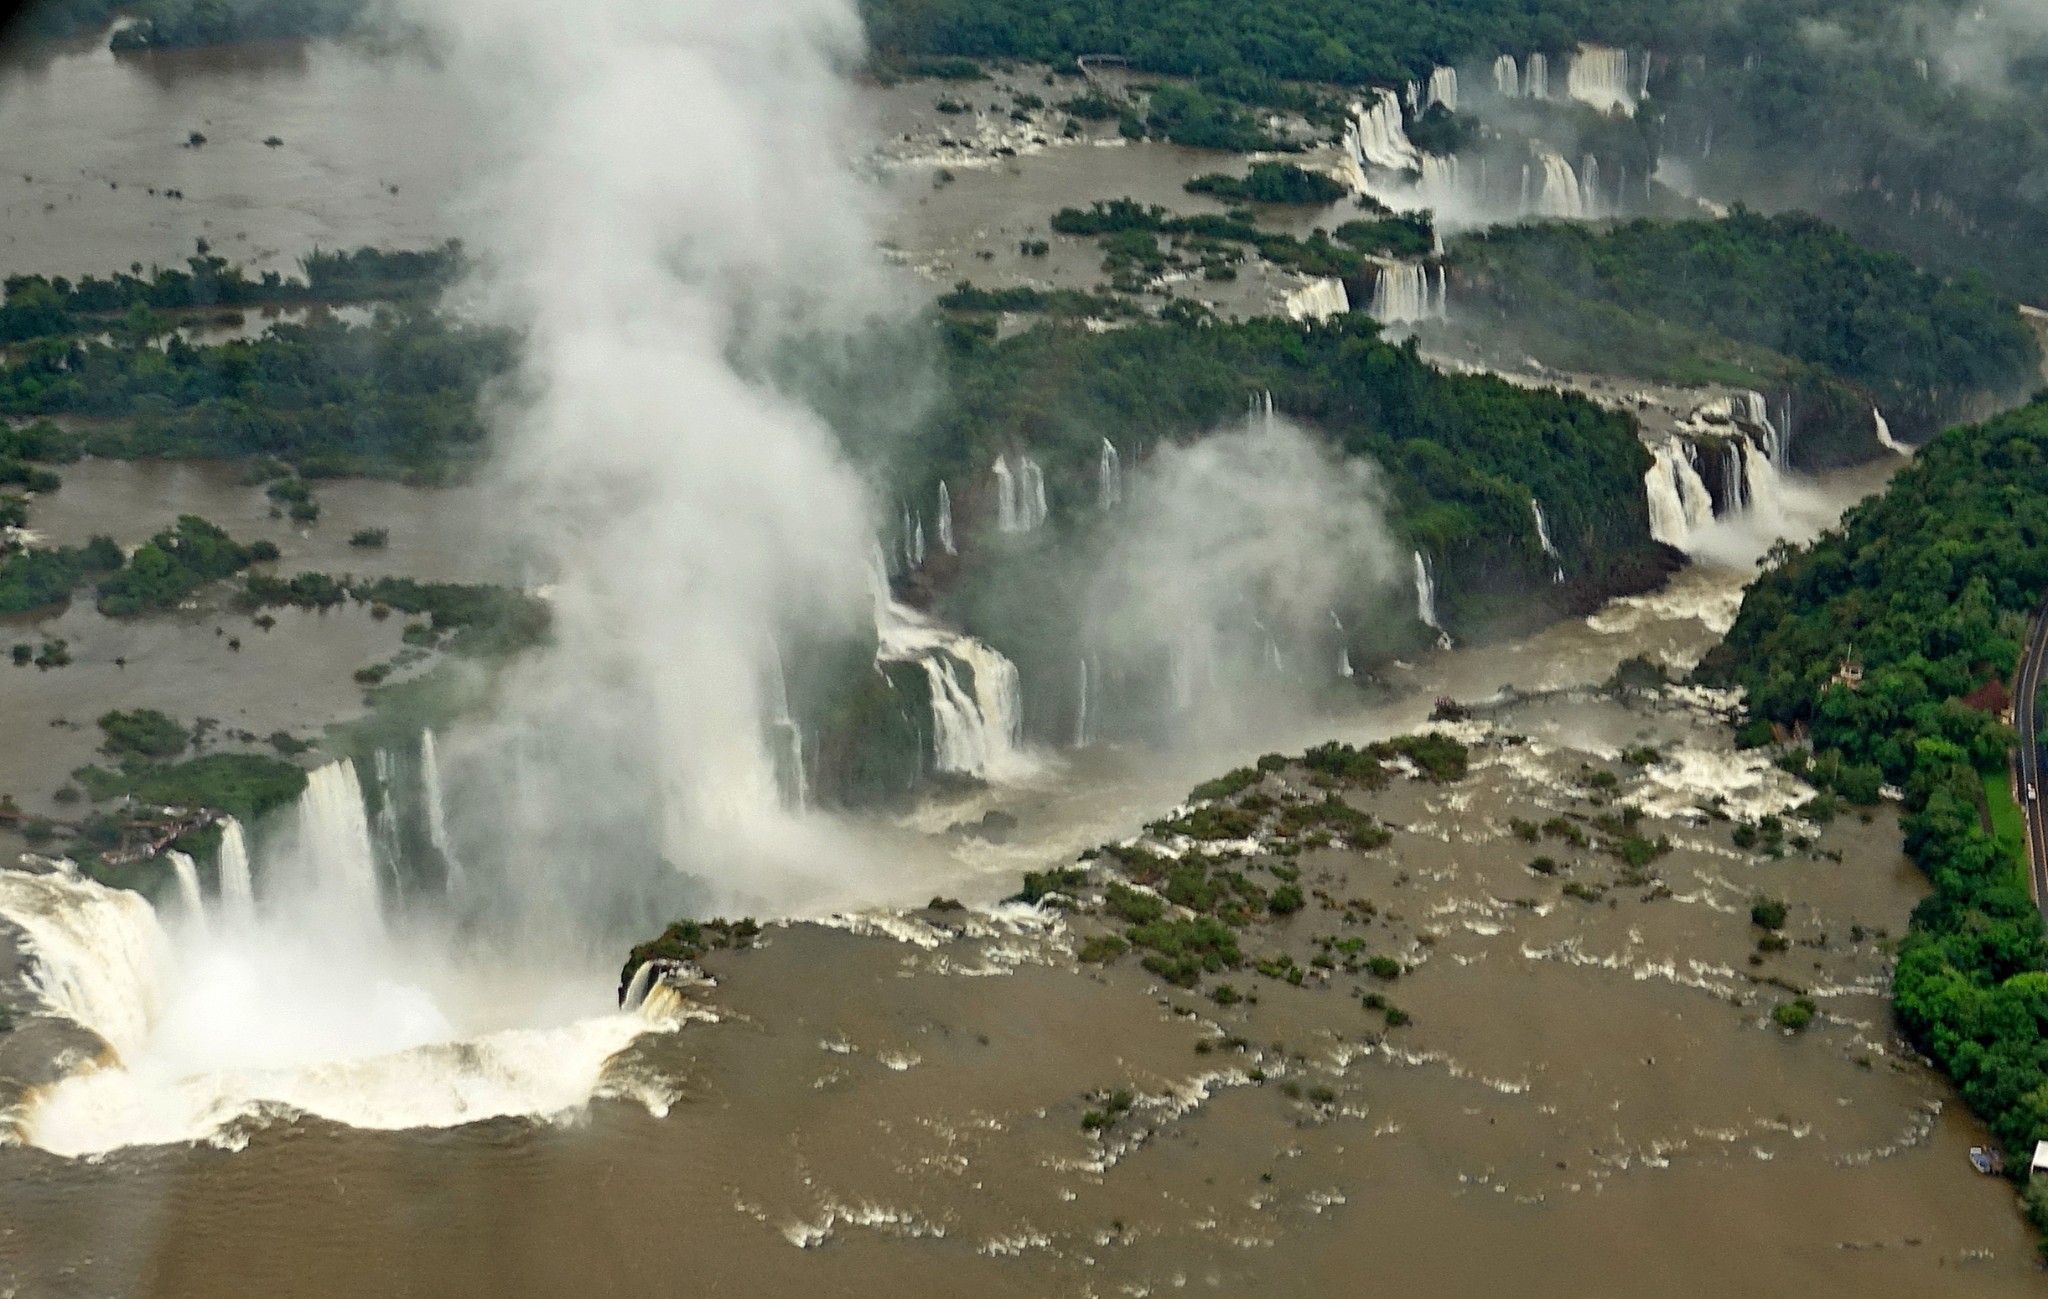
[1252, 389, 1277, 429]
[1434, 265, 1450, 318]
[936, 481, 956, 554]
[912, 516, 926, 567]
[419, 730, 463, 886]
[621, 960, 658, 1013]
[764, 642, 809, 815]
[371, 748, 401, 892]
[1493, 54, 1520, 98]
[1722, 443, 1747, 513]
[992, 455, 1019, 533]
[1874, 407, 1910, 456]
[1566, 45, 1636, 115]
[1284, 276, 1350, 322]
[900, 505, 914, 570]
[1404, 81, 1420, 114]
[1526, 52, 1550, 100]
[217, 816, 255, 923]
[1531, 500, 1565, 582]
[1348, 89, 1422, 173]
[1412, 551, 1452, 649]
[1579, 154, 1602, 216]
[1520, 163, 1532, 211]
[292, 760, 382, 940]
[1534, 149, 1584, 218]
[1419, 152, 1458, 195]
[1019, 457, 1048, 531]
[1074, 657, 1090, 748]
[167, 851, 205, 930]
[0, 870, 168, 1065]
[1331, 610, 1354, 678]
[1739, 436, 1785, 521]
[874, 596, 1029, 781]
[1426, 66, 1458, 112]
[1371, 264, 1430, 324]
[1640, 49, 1653, 99]
[1098, 439, 1123, 508]
[1677, 446, 1716, 530]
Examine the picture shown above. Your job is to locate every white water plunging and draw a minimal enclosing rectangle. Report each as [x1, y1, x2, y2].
[292, 760, 382, 940]
[1567, 45, 1637, 115]
[1426, 66, 1458, 113]
[167, 852, 205, 931]
[1371, 263, 1433, 324]
[1531, 500, 1565, 582]
[1874, 407, 1911, 456]
[420, 730, 463, 887]
[1285, 276, 1350, 322]
[1526, 52, 1551, 100]
[937, 481, 956, 554]
[1074, 656, 1091, 747]
[1348, 89, 1422, 173]
[0, 870, 168, 1066]
[1413, 550, 1452, 648]
[992, 455, 1017, 533]
[1099, 439, 1123, 508]
[217, 817, 255, 924]
[1331, 609, 1354, 678]
[874, 596, 1032, 782]
[1019, 457, 1048, 531]
[1644, 443, 1717, 551]
[1493, 54, 1520, 98]
[1534, 148, 1584, 219]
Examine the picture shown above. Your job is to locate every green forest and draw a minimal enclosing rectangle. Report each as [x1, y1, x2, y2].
[1703, 395, 2048, 1218]
[1449, 211, 2041, 445]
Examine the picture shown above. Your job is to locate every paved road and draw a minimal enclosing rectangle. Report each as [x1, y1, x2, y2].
[2013, 601, 2048, 917]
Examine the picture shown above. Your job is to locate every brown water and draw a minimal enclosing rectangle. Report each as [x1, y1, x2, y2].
[1, 693, 2035, 1297]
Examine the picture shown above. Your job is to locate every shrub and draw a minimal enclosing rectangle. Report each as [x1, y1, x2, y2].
[1267, 884, 1305, 915]
[1365, 955, 1401, 979]
[1750, 897, 1788, 930]
[96, 708, 189, 759]
[1771, 998, 1816, 1031]
[1078, 934, 1127, 963]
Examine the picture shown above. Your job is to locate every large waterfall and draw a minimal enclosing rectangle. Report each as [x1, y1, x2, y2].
[1525, 52, 1551, 100]
[1349, 89, 1422, 173]
[1644, 443, 1717, 551]
[167, 851, 205, 931]
[218, 816, 255, 924]
[1566, 46, 1637, 115]
[875, 597, 1031, 782]
[1098, 439, 1123, 508]
[1493, 54, 1520, 98]
[1284, 276, 1351, 322]
[994, 455, 1049, 534]
[419, 730, 463, 885]
[0, 870, 168, 1065]
[1531, 500, 1565, 582]
[1370, 263, 1446, 324]
[294, 759, 382, 938]
[1874, 407, 1910, 456]
[1426, 66, 1458, 113]
[1412, 551, 1452, 648]
[1534, 148, 1585, 219]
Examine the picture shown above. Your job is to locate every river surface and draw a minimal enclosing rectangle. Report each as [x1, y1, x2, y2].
[0, 29, 2037, 1299]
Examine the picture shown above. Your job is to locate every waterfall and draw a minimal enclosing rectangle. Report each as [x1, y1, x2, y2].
[0, 870, 168, 1065]
[419, 730, 464, 886]
[899, 504, 916, 570]
[1566, 45, 1636, 115]
[1493, 54, 1520, 98]
[1019, 457, 1048, 531]
[1251, 389, 1277, 430]
[1419, 153, 1461, 207]
[1073, 657, 1090, 748]
[1722, 443, 1747, 513]
[1426, 66, 1458, 112]
[1098, 439, 1123, 508]
[874, 596, 1031, 781]
[912, 515, 926, 567]
[765, 654, 809, 815]
[1348, 89, 1422, 173]
[1579, 154, 1602, 216]
[292, 760, 382, 939]
[1331, 610, 1354, 678]
[1873, 407, 1910, 456]
[937, 481, 956, 554]
[1371, 263, 1430, 324]
[1645, 444, 1717, 551]
[621, 960, 659, 1013]
[992, 455, 1016, 533]
[1434, 265, 1450, 319]
[1284, 276, 1350, 322]
[167, 851, 205, 930]
[1519, 163, 1532, 212]
[1526, 52, 1550, 100]
[1412, 551, 1451, 648]
[1531, 500, 1565, 582]
[1534, 148, 1584, 218]
[1739, 437, 1786, 522]
[218, 816, 255, 924]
